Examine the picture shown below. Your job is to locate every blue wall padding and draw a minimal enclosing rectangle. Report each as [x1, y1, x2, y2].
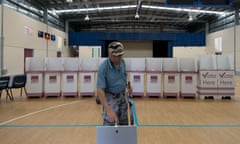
[173, 33, 205, 46]
[69, 32, 205, 46]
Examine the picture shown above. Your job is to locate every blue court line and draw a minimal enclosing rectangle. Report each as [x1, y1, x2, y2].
[0, 123, 101, 128]
[131, 100, 139, 126]
[2, 123, 240, 129]
[139, 123, 240, 128]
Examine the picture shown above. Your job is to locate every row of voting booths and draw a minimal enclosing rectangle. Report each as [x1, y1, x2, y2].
[25, 57, 98, 98]
[126, 55, 234, 99]
[25, 55, 234, 99]
[126, 57, 198, 98]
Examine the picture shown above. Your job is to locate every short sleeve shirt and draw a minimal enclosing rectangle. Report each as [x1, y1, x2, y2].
[96, 58, 127, 93]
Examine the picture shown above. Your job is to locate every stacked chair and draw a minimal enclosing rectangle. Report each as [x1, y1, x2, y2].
[0, 76, 12, 101]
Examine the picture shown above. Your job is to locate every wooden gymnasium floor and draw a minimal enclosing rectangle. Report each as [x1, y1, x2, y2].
[0, 76, 240, 144]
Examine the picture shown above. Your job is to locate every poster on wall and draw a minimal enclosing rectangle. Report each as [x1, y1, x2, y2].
[44, 32, 50, 40]
[51, 34, 56, 41]
[24, 26, 33, 35]
[38, 31, 44, 38]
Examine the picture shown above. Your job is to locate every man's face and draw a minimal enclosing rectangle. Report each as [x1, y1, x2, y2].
[109, 52, 122, 65]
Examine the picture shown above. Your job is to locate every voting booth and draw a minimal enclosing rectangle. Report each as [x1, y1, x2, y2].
[25, 57, 45, 98]
[180, 58, 198, 98]
[98, 57, 107, 66]
[145, 58, 163, 97]
[216, 55, 235, 98]
[162, 58, 180, 98]
[44, 58, 62, 97]
[125, 58, 145, 97]
[79, 58, 98, 97]
[197, 55, 218, 99]
[62, 58, 79, 97]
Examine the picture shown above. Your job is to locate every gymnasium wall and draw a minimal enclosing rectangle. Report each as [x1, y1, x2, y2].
[122, 41, 153, 57]
[0, 6, 69, 75]
[206, 25, 240, 74]
[0, 5, 240, 75]
[173, 46, 207, 58]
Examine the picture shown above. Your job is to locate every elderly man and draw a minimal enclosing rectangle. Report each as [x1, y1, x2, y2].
[96, 41, 133, 126]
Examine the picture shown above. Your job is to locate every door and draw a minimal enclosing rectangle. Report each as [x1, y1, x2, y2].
[24, 48, 34, 73]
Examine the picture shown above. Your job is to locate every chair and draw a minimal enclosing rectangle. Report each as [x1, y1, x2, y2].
[8, 74, 27, 99]
[0, 76, 13, 101]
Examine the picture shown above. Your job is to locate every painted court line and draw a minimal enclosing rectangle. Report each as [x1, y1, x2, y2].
[139, 123, 240, 128]
[3, 123, 240, 129]
[131, 101, 139, 126]
[0, 101, 81, 126]
[2, 99, 240, 129]
[0, 100, 139, 129]
[0, 124, 101, 128]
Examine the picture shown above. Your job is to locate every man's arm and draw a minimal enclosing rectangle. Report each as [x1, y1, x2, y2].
[97, 88, 118, 123]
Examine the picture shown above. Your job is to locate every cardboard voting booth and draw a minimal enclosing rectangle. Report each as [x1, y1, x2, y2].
[163, 58, 180, 98]
[79, 58, 98, 96]
[180, 58, 198, 98]
[25, 57, 45, 98]
[62, 58, 79, 97]
[216, 55, 235, 98]
[44, 58, 62, 97]
[125, 58, 145, 97]
[197, 55, 218, 99]
[145, 58, 163, 97]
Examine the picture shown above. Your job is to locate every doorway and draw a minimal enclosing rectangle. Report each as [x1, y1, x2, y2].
[153, 40, 169, 57]
[24, 48, 34, 73]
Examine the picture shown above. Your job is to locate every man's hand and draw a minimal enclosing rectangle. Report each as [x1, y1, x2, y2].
[106, 108, 118, 124]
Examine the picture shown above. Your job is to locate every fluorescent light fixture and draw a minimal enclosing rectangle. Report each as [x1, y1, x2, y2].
[55, 4, 228, 16]
[66, 0, 73, 3]
[142, 5, 227, 15]
[55, 5, 136, 13]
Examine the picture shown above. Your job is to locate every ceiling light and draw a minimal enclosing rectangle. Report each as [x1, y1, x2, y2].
[55, 4, 228, 16]
[84, 15, 90, 21]
[188, 12, 197, 21]
[66, 0, 73, 3]
[135, 13, 140, 19]
[142, 5, 227, 15]
[55, 5, 136, 13]
[52, 9, 56, 15]
[188, 15, 193, 21]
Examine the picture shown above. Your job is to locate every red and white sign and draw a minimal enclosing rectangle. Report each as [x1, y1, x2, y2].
[31, 75, 39, 83]
[67, 75, 74, 83]
[49, 76, 57, 83]
[84, 75, 91, 83]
